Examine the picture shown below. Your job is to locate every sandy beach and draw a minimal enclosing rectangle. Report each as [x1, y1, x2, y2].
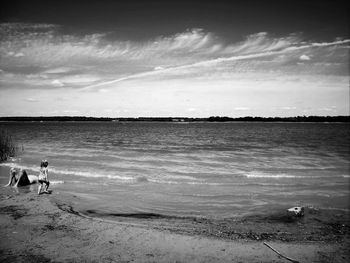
[0, 167, 349, 263]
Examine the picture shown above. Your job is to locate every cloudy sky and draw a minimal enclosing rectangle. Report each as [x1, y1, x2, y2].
[0, 0, 349, 117]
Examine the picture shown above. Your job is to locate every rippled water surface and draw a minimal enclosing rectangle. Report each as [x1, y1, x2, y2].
[1, 122, 349, 218]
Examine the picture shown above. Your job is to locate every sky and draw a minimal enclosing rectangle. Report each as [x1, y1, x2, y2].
[0, 0, 349, 117]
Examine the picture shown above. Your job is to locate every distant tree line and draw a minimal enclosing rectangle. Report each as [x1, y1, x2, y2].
[0, 116, 111, 122]
[0, 116, 349, 122]
[207, 116, 350, 122]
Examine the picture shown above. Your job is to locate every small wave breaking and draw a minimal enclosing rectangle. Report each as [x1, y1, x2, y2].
[245, 172, 348, 179]
[0, 162, 135, 181]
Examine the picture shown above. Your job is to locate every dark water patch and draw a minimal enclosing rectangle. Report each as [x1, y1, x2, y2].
[83, 209, 176, 220]
[56, 201, 181, 220]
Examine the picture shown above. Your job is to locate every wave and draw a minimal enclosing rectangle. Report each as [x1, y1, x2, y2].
[50, 168, 135, 181]
[51, 180, 65, 184]
[1, 162, 225, 185]
[245, 172, 347, 179]
[0, 162, 135, 181]
[246, 173, 304, 178]
[2, 162, 348, 186]
[147, 179, 231, 186]
[0, 162, 199, 184]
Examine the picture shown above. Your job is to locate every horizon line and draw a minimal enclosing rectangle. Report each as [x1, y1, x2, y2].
[0, 115, 349, 119]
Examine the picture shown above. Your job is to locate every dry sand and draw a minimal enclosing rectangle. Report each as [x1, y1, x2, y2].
[0, 167, 349, 262]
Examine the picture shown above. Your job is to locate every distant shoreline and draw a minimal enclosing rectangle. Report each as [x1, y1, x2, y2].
[0, 116, 349, 122]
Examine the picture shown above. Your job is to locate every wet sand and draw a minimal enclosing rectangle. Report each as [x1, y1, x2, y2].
[0, 167, 349, 262]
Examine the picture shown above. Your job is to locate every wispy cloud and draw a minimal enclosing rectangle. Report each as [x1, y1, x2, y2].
[82, 38, 350, 90]
[0, 23, 349, 117]
[1, 23, 349, 92]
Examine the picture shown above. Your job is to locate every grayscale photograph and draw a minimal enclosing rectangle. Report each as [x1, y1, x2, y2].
[0, 0, 349, 262]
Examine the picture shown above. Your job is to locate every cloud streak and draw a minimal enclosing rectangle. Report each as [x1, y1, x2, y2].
[0, 22, 349, 118]
[82, 38, 350, 90]
[1, 23, 349, 91]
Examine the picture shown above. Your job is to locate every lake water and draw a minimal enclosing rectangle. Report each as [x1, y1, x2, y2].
[0, 122, 349, 219]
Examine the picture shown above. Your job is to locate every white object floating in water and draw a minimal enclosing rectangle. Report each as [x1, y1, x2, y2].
[287, 206, 305, 217]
